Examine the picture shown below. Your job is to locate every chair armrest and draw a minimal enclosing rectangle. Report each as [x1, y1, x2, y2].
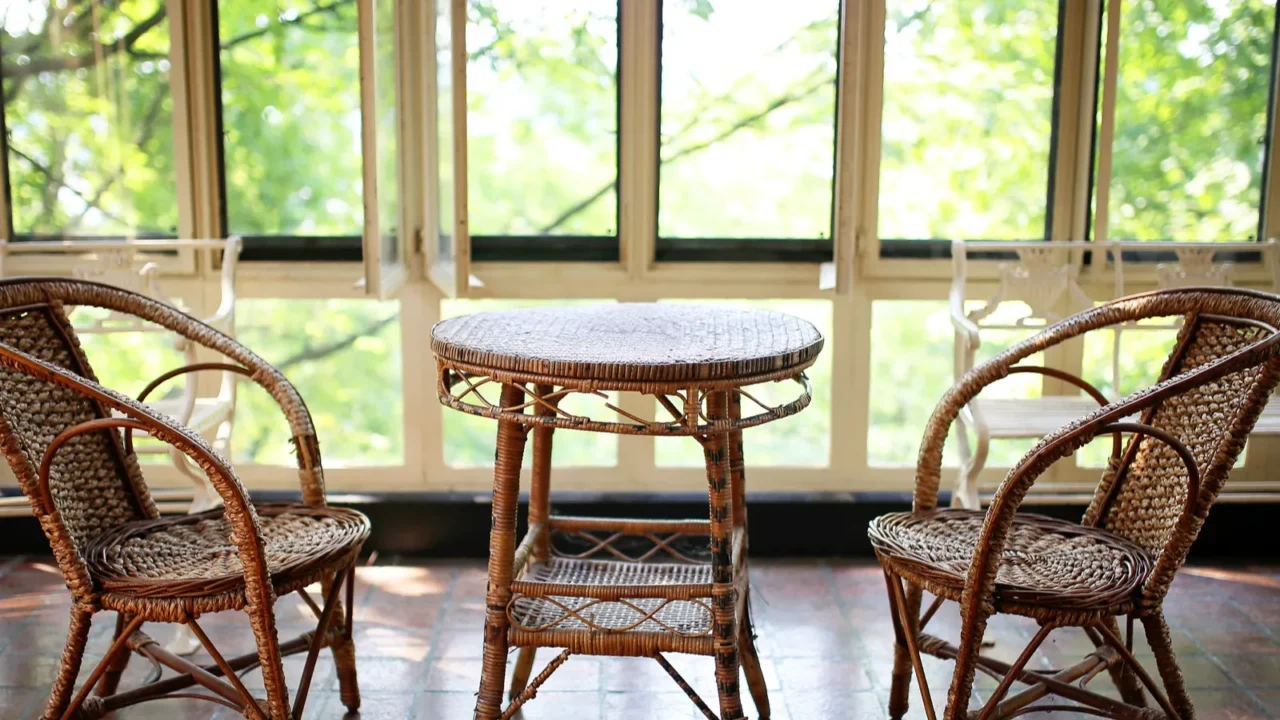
[0, 345, 282, 622]
[199, 236, 241, 332]
[949, 281, 981, 351]
[958, 417, 1197, 616]
[30, 279, 327, 505]
[126, 362, 252, 450]
[915, 295, 1203, 512]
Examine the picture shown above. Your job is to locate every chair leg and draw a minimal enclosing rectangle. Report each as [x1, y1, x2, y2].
[738, 590, 770, 719]
[94, 612, 136, 697]
[43, 605, 93, 720]
[331, 564, 361, 712]
[509, 647, 537, 699]
[1142, 612, 1196, 720]
[1092, 617, 1146, 708]
[882, 570, 918, 720]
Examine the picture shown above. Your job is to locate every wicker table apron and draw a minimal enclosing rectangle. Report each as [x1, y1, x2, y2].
[431, 303, 823, 720]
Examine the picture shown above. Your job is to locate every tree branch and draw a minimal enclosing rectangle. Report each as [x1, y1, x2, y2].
[537, 74, 834, 234]
[0, 6, 167, 81]
[275, 313, 399, 372]
[219, 0, 356, 53]
[8, 145, 131, 227]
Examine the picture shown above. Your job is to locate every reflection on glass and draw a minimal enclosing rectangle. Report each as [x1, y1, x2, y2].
[2, 1, 176, 236]
[655, 300, 832, 468]
[440, 299, 618, 467]
[879, 1, 1059, 241]
[659, 1, 839, 239]
[218, 0, 362, 236]
[467, 0, 618, 236]
[1104, 0, 1276, 241]
[235, 299, 403, 466]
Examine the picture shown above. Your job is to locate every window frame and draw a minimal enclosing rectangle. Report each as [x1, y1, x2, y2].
[2, 0, 1280, 504]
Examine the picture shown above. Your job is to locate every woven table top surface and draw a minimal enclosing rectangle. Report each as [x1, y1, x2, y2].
[431, 303, 824, 382]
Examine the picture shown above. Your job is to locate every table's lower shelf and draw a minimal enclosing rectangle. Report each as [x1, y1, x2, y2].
[511, 557, 713, 635]
[504, 517, 745, 656]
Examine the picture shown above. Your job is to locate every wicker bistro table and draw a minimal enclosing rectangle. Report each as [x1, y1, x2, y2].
[431, 303, 823, 720]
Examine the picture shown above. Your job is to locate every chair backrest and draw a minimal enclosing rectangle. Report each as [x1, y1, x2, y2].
[0, 298, 156, 597]
[1082, 305, 1280, 602]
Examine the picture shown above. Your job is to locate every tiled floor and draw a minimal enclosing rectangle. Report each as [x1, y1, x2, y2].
[0, 556, 1277, 719]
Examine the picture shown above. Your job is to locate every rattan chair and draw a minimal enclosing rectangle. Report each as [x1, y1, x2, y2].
[869, 287, 1280, 720]
[0, 278, 370, 720]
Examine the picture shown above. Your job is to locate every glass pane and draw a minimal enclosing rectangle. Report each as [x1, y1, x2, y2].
[658, 1, 839, 238]
[1104, 0, 1276, 241]
[467, 1, 618, 236]
[234, 300, 403, 466]
[375, 1, 399, 259]
[2, 1, 176, 236]
[437, 0, 455, 259]
[217, 1, 362, 236]
[440, 299, 618, 467]
[868, 301, 1038, 467]
[655, 300, 831, 467]
[878, 1, 1059, 241]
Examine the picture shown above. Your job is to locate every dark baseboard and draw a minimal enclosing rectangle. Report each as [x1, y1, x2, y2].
[1, 491, 1273, 562]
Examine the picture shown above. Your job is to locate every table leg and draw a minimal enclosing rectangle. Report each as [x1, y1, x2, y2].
[729, 393, 770, 718]
[703, 390, 745, 720]
[510, 383, 556, 700]
[475, 384, 528, 720]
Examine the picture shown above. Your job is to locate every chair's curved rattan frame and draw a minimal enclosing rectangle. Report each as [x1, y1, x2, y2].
[874, 287, 1280, 720]
[0, 277, 367, 720]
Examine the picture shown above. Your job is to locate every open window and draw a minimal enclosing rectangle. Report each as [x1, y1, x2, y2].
[419, 0, 470, 297]
[358, 0, 408, 297]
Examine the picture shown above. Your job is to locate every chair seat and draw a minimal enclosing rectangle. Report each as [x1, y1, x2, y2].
[868, 509, 1153, 618]
[86, 503, 370, 608]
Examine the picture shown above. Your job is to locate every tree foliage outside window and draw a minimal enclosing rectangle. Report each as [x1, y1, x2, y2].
[659, 0, 839, 239]
[879, 0, 1060, 241]
[467, 0, 618, 237]
[218, 0, 364, 236]
[1104, 0, 1277, 241]
[2, 0, 176, 236]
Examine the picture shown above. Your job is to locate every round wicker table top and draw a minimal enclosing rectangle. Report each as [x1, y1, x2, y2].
[431, 303, 824, 383]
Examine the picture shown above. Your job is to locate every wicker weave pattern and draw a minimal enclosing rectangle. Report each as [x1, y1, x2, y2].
[437, 304, 805, 719]
[0, 307, 150, 552]
[87, 504, 370, 598]
[869, 509, 1152, 615]
[1100, 319, 1267, 555]
[869, 288, 1280, 720]
[510, 559, 713, 636]
[0, 278, 369, 720]
[431, 303, 823, 383]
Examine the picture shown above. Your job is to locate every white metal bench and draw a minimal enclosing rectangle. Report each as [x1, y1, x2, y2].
[950, 239, 1279, 508]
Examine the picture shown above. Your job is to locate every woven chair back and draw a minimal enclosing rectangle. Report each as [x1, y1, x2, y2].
[0, 300, 153, 584]
[1085, 311, 1280, 599]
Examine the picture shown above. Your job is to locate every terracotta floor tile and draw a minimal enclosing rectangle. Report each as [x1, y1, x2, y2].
[413, 691, 476, 719]
[1212, 653, 1280, 688]
[1, 555, 1278, 718]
